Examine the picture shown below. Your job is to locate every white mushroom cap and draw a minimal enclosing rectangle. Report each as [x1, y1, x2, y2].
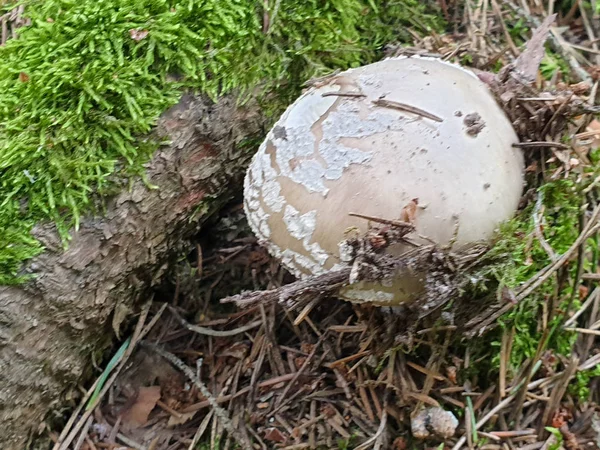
[244, 56, 524, 306]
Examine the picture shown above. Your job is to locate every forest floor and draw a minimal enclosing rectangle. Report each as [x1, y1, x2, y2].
[51, 1, 600, 449]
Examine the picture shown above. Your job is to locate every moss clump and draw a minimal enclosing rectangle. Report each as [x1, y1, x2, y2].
[464, 172, 594, 376]
[0, 0, 442, 284]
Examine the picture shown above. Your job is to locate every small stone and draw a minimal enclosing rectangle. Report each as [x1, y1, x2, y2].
[411, 407, 459, 440]
[428, 406, 459, 438]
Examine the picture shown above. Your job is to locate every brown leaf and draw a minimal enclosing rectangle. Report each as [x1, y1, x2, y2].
[19, 72, 29, 83]
[167, 410, 197, 427]
[263, 427, 287, 443]
[586, 119, 600, 149]
[129, 29, 149, 41]
[570, 81, 591, 95]
[400, 198, 419, 224]
[446, 366, 457, 384]
[122, 386, 161, 429]
[393, 437, 408, 450]
[514, 14, 557, 82]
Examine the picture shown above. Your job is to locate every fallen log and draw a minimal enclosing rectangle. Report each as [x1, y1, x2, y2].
[0, 93, 264, 449]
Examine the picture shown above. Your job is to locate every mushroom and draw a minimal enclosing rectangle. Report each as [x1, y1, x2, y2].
[243, 56, 524, 306]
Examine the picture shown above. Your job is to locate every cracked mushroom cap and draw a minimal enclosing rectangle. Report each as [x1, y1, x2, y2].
[244, 56, 524, 306]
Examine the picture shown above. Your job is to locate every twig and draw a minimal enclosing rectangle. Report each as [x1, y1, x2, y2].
[274, 332, 328, 409]
[513, 141, 571, 149]
[116, 433, 145, 450]
[372, 98, 443, 122]
[490, 0, 520, 56]
[72, 416, 93, 450]
[354, 406, 387, 450]
[451, 393, 518, 450]
[533, 192, 557, 261]
[321, 92, 366, 98]
[564, 327, 600, 336]
[169, 306, 262, 336]
[222, 242, 443, 309]
[180, 373, 306, 413]
[348, 212, 414, 230]
[564, 287, 599, 327]
[540, 357, 580, 436]
[540, 93, 573, 139]
[142, 342, 251, 449]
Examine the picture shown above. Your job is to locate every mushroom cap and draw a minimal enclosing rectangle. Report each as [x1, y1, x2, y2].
[244, 56, 524, 305]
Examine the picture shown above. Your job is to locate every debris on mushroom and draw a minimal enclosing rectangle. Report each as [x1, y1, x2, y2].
[411, 406, 459, 440]
[243, 56, 525, 306]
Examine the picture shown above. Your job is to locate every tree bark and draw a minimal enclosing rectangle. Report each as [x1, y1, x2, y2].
[0, 93, 264, 449]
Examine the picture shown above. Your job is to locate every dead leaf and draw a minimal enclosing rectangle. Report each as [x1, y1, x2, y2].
[446, 366, 457, 384]
[167, 410, 197, 427]
[122, 386, 161, 429]
[393, 437, 408, 450]
[400, 198, 419, 224]
[19, 72, 29, 83]
[514, 14, 557, 82]
[263, 427, 286, 443]
[129, 29, 149, 41]
[586, 119, 600, 149]
[569, 81, 591, 95]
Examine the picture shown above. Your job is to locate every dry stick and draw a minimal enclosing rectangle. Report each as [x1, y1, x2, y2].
[55, 300, 164, 450]
[72, 416, 94, 450]
[539, 357, 580, 437]
[533, 192, 558, 261]
[348, 212, 414, 230]
[452, 353, 599, 450]
[451, 392, 518, 450]
[578, 0, 600, 64]
[222, 267, 350, 308]
[274, 332, 328, 409]
[513, 141, 571, 150]
[564, 286, 600, 327]
[168, 306, 262, 337]
[490, 0, 520, 56]
[321, 92, 366, 98]
[181, 373, 304, 413]
[499, 329, 510, 398]
[355, 404, 388, 450]
[371, 98, 444, 122]
[540, 93, 573, 139]
[355, 360, 392, 450]
[142, 342, 251, 449]
[222, 244, 434, 309]
[564, 327, 600, 336]
[582, 273, 600, 280]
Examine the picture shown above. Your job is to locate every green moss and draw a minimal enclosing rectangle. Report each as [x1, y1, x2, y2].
[0, 0, 443, 284]
[540, 50, 572, 81]
[452, 174, 580, 377]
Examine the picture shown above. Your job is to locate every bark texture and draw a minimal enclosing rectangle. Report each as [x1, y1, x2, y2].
[0, 93, 264, 449]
